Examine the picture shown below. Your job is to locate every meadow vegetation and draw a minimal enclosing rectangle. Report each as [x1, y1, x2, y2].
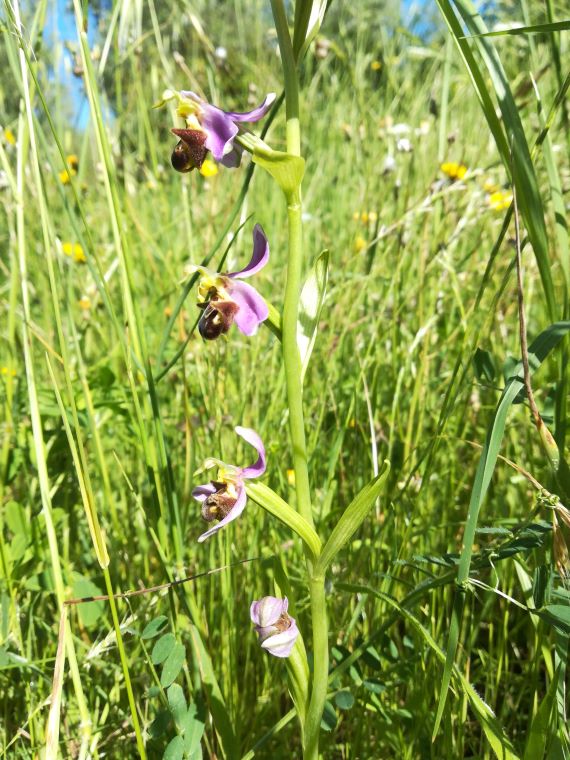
[1, 0, 569, 757]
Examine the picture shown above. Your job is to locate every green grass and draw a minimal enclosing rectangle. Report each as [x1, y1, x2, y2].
[1, 0, 569, 757]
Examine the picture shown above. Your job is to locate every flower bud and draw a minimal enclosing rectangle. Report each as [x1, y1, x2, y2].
[250, 596, 299, 658]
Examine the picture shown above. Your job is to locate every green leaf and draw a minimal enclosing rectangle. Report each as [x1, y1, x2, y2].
[524, 668, 560, 760]
[265, 300, 282, 341]
[71, 576, 104, 628]
[334, 690, 355, 710]
[4, 501, 29, 539]
[539, 605, 570, 635]
[473, 347, 496, 383]
[160, 643, 186, 687]
[315, 461, 390, 575]
[298, 250, 329, 384]
[163, 735, 184, 760]
[245, 482, 322, 560]
[320, 700, 337, 732]
[182, 703, 206, 754]
[293, 0, 328, 60]
[141, 615, 169, 640]
[167, 684, 187, 729]
[152, 633, 176, 665]
[149, 709, 171, 739]
[252, 147, 305, 197]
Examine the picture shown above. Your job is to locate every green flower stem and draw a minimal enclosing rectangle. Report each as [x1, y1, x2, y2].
[304, 575, 329, 760]
[283, 188, 315, 533]
[271, 2, 328, 757]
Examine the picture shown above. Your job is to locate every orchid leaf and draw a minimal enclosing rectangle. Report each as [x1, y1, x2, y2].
[298, 250, 329, 384]
[316, 461, 390, 575]
[252, 147, 305, 197]
[293, 0, 328, 61]
[265, 300, 282, 341]
[245, 482, 322, 560]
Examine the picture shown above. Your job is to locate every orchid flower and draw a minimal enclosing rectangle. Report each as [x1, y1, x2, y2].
[191, 224, 269, 340]
[192, 426, 266, 542]
[166, 89, 276, 172]
[250, 596, 299, 658]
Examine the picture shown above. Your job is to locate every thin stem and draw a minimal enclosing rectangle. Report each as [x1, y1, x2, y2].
[283, 190, 315, 530]
[102, 569, 147, 759]
[270, 2, 328, 757]
[303, 576, 329, 760]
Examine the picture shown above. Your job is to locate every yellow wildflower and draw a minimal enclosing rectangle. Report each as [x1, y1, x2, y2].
[352, 211, 360, 221]
[488, 190, 512, 211]
[59, 155, 79, 184]
[440, 162, 468, 181]
[59, 169, 74, 184]
[199, 159, 219, 178]
[354, 236, 367, 253]
[483, 178, 499, 194]
[360, 211, 369, 224]
[371, 60, 382, 71]
[62, 242, 86, 263]
[368, 211, 378, 223]
[78, 296, 91, 310]
[4, 128, 16, 145]
[286, 469, 296, 486]
[1, 366, 16, 377]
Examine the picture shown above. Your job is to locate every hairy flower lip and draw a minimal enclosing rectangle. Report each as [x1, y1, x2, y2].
[170, 128, 208, 172]
[192, 427, 266, 542]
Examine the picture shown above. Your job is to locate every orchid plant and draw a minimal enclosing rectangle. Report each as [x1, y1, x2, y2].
[158, 3, 390, 757]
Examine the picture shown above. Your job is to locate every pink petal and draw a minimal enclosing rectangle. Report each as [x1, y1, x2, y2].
[250, 596, 288, 628]
[228, 224, 269, 279]
[235, 426, 266, 479]
[192, 483, 217, 502]
[224, 93, 276, 123]
[260, 618, 299, 658]
[200, 104, 239, 160]
[227, 280, 268, 337]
